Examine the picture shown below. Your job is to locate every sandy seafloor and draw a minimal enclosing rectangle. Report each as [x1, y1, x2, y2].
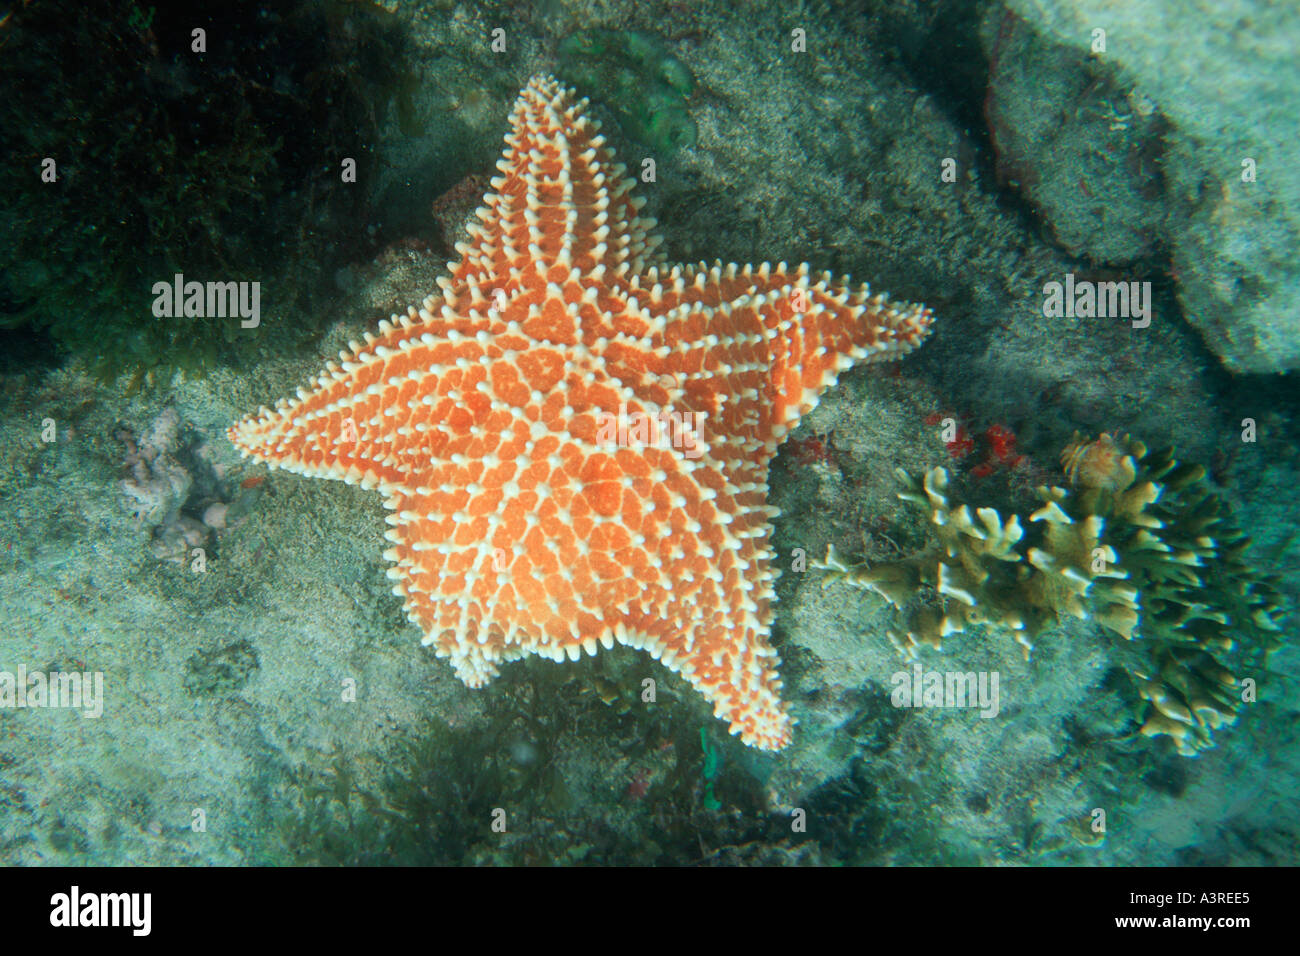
[1, 0, 1297, 865]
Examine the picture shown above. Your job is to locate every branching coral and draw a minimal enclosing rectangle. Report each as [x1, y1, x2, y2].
[818, 433, 1285, 755]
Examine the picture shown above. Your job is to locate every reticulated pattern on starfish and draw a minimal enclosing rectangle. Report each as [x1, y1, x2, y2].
[228, 74, 934, 750]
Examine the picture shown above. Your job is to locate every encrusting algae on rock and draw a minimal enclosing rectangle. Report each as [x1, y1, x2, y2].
[557, 28, 697, 154]
[818, 433, 1286, 756]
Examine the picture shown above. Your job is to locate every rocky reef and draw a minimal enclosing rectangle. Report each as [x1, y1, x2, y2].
[2, 0, 1295, 869]
[981, 0, 1300, 374]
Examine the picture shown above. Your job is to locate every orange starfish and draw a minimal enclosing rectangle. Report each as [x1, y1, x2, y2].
[228, 75, 934, 750]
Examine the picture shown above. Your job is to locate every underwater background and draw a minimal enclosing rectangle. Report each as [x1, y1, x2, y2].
[0, 0, 1297, 865]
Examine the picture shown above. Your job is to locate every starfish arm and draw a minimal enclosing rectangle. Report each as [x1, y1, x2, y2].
[227, 291, 505, 488]
[452, 76, 665, 309]
[602, 445, 789, 749]
[656, 261, 933, 441]
[619, 614, 793, 750]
